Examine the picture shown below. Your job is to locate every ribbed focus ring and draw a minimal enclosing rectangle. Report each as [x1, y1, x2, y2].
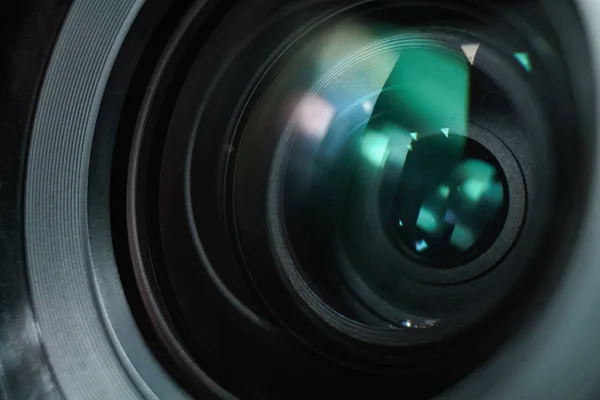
[25, 1, 147, 399]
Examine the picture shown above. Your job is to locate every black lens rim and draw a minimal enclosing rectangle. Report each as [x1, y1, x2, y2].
[331, 120, 527, 288]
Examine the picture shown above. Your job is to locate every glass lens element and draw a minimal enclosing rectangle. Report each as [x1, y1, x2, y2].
[241, 19, 521, 324]
[391, 135, 507, 266]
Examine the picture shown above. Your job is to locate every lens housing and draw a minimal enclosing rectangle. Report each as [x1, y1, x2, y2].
[12, 0, 590, 398]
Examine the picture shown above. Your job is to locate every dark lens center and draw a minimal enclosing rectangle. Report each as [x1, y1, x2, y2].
[386, 134, 508, 267]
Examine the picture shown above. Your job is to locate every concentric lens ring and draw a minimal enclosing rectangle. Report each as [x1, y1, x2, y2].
[263, 29, 540, 344]
[342, 122, 526, 287]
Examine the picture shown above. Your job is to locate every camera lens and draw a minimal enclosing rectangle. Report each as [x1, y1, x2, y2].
[5, 0, 593, 398]
[234, 21, 532, 340]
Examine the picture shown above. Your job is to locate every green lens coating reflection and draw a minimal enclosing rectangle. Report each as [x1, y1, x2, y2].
[356, 42, 508, 266]
[392, 135, 508, 266]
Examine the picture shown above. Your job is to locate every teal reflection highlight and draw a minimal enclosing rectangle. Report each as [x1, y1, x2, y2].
[381, 45, 471, 135]
[415, 240, 429, 253]
[360, 131, 390, 167]
[414, 158, 506, 254]
[416, 207, 438, 233]
[357, 40, 472, 171]
[451, 160, 504, 208]
[438, 185, 450, 199]
[450, 224, 476, 251]
[344, 38, 507, 264]
[514, 52, 532, 72]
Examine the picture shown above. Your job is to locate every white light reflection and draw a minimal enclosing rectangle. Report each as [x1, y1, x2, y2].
[461, 43, 480, 66]
[361, 100, 374, 113]
[294, 94, 336, 140]
[401, 320, 413, 328]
